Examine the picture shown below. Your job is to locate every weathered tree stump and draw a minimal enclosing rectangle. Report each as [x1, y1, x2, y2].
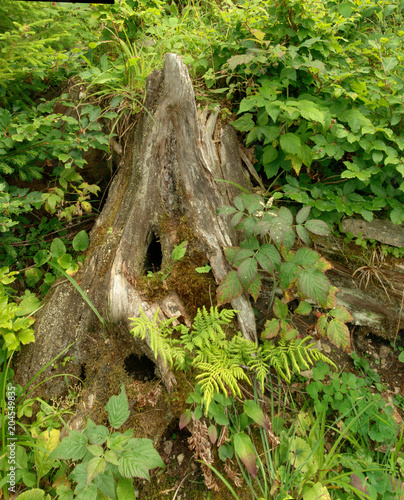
[15, 54, 257, 400]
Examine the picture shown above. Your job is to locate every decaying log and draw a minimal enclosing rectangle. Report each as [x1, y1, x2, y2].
[15, 54, 257, 399]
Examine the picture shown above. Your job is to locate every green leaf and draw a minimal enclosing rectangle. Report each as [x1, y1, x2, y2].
[273, 298, 288, 320]
[263, 145, 279, 164]
[302, 482, 331, 500]
[195, 265, 211, 274]
[50, 431, 88, 461]
[244, 400, 269, 429]
[326, 318, 350, 350]
[117, 478, 136, 500]
[256, 243, 281, 272]
[399, 352, 404, 363]
[232, 113, 255, 132]
[280, 133, 301, 156]
[289, 436, 315, 473]
[296, 225, 310, 245]
[217, 205, 239, 216]
[24, 268, 42, 287]
[296, 100, 325, 126]
[279, 262, 299, 289]
[329, 306, 353, 322]
[237, 258, 258, 291]
[15, 293, 41, 316]
[234, 432, 257, 479]
[298, 268, 330, 306]
[390, 206, 404, 225]
[93, 471, 116, 499]
[13, 490, 46, 500]
[58, 253, 73, 270]
[50, 238, 66, 259]
[105, 384, 130, 429]
[305, 219, 330, 236]
[295, 248, 320, 267]
[86, 456, 106, 485]
[296, 206, 311, 224]
[34, 249, 51, 267]
[171, 241, 188, 262]
[217, 271, 243, 305]
[262, 318, 280, 339]
[247, 273, 261, 302]
[295, 301, 312, 315]
[73, 230, 89, 252]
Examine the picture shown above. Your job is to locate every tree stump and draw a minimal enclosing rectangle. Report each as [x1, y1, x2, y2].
[15, 54, 257, 400]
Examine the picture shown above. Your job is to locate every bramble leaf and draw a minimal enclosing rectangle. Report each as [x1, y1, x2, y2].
[237, 258, 258, 291]
[298, 268, 330, 306]
[217, 271, 243, 304]
[326, 318, 350, 350]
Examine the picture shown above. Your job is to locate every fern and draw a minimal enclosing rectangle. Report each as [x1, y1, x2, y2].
[129, 307, 184, 367]
[195, 348, 250, 413]
[129, 306, 336, 414]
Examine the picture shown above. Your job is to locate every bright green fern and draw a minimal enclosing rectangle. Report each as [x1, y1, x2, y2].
[129, 306, 335, 413]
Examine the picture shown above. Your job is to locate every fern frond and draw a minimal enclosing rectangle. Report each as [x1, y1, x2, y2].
[194, 348, 250, 413]
[248, 347, 270, 391]
[129, 307, 175, 368]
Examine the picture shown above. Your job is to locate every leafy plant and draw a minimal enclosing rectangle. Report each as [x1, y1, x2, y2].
[130, 305, 334, 411]
[217, 192, 352, 349]
[50, 384, 164, 499]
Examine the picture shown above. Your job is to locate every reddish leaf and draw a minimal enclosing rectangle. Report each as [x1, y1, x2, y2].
[217, 271, 243, 305]
[234, 432, 257, 479]
[208, 425, 218, 444]
[247, 273, 261, 302]
[317, 315, 328, 336]
[224, 246, 240, 266]
[327, 318, 351, 350]
[262, 318, 280, 339]
[179, 410, 192, 430]
[329, 305, 353, 323]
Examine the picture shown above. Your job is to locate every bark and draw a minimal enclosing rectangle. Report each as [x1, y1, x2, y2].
[15, 54, 257, 399]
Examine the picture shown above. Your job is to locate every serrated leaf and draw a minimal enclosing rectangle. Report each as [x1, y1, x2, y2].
[325, 286, 338, 308]
[224, 246, 240, 266]
[298, 268, 330, 306]
[273, 298, 289, 320]
[87, 456, 106, 485]
[327, 318, 350, 350]
[329, 305, 353, 322]
[233, 248, 255, 266]
[305, 219, 330, 236]
[296, 206, 311, 224]
[50, 431, 88, 461]
[94, 471, 116, 499]
[295, 248, 320, 267]
[234, 432, 257, 478]
[73, 230, 89, 252]
[237, 258, 258, 291]
[231, 113, 255, 132]
[217, 205, 239, 216]
[295, 301, 312, 315]
[262, 318, 280, 339]
[234, 196, 245, 211]
[256, 243, 281, 272]
[278, 206, 293, 225]
[247, 273, 261, 301]
[280, 133, 301, 156]
[217, 271, 243, 305]
[390, 206, 404, 225]
[231, 211, 244, 229]
[105, 384, 130, 429]
[117, 478, 136, 500]
[279, 262, 299, 289]
[296, 224, 310, 245]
